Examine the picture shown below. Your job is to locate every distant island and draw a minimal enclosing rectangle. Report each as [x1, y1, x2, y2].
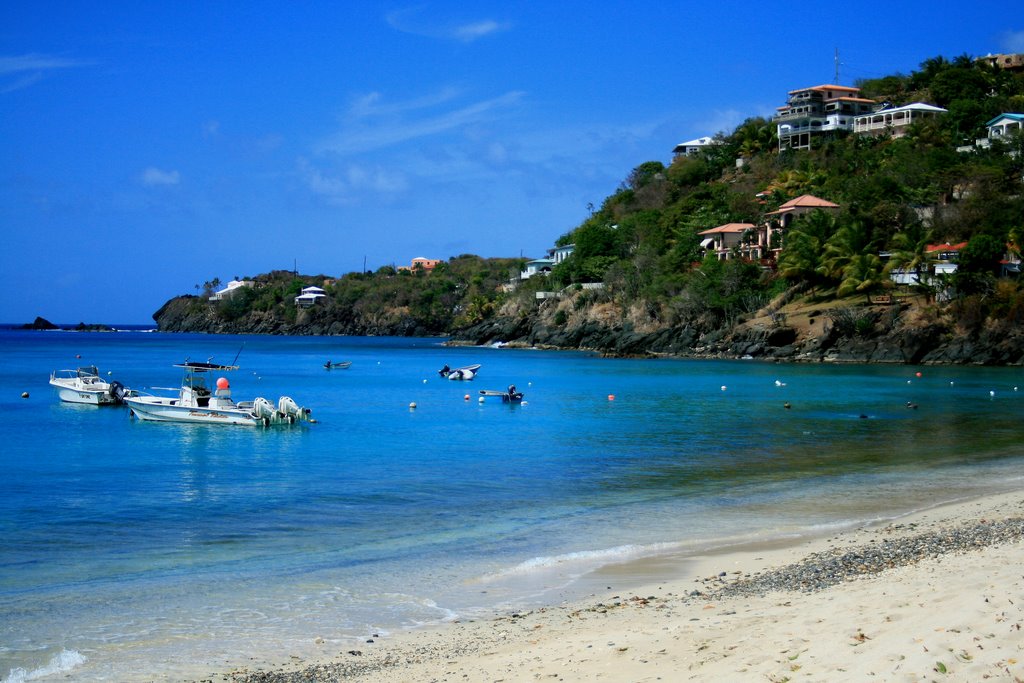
[152, 53, 1024, 365]
[21, 316, 114, 332]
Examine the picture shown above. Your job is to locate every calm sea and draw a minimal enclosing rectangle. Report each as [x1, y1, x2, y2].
[2, 328, 1023, 681]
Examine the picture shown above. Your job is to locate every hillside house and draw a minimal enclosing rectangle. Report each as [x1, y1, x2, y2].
[764, 195, 841, 256]
[853, 102, 947, 138]
[672, 136, 719, 157]
[294, 286, 326, 308]
[398, 257, 442, 272]
[209, 279, 254, 302]
[699, 223, 759, 260]
[775, 84, 875, 151]
[958, 113, 1024, 152]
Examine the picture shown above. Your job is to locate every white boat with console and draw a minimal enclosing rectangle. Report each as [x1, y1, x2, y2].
[125, 361, 314, 427]
[49, 365, 131, 405]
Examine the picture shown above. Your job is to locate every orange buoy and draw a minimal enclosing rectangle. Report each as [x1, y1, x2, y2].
[464, 394, 470, 401]
[608, 394, 615, 401]
[216, 377, 230, 390]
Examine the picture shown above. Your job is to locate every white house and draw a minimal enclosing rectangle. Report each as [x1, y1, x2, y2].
[853, 102, 946, 138]
[209, 279, 254, 302]
[672, 136, 719, 157]
[520, 258, 555, 280]
[294, 286, 326, 308]
[551, 244, 575, 264]
[958, 113, 1024, 152]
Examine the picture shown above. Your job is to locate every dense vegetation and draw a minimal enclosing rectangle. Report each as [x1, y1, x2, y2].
[534, 53, 1024, 335]
[175, 54, 1024, 340]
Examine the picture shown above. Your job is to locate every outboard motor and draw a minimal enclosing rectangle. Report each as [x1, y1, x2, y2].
[108, 380, 129, 405]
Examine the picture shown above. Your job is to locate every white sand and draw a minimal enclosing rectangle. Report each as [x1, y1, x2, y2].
[221, 492, 1024, 682]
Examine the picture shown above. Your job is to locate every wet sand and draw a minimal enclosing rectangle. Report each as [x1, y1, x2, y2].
[214, 491, 1024, 682]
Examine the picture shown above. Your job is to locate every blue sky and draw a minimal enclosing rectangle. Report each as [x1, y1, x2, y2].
[2, 2, 1022, 324]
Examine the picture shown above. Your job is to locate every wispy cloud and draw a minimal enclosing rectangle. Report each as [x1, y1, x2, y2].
[385, 7, 511, 43]
[140, 167, 181, 187]
[317, 89, 526, 156]
[298, 158, 407, 205]
[0, 53, 90, 93]
[1000, 29, 1024, 53]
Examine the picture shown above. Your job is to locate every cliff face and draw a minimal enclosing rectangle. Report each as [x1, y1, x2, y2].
[154, 292, 1024, 365]
[448, 293, 1024, 366]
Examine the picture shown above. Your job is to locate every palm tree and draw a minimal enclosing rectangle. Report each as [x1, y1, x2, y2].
[884, 224, 936, 297]
[819, 218, 879, 284]
[836, 253, 886, 298]
[777, 211, 839, 291]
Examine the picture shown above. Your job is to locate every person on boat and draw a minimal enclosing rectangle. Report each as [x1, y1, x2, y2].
[440, 363, 450, 376]
[324, 360, 331, 369]
[507, 384, 517, 399]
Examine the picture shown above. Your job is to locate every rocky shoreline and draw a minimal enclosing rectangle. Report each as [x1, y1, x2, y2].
[214, 504, 1024, 683]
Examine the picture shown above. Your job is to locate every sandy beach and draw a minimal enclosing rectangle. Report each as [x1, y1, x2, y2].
[219, 492, 1024, 682]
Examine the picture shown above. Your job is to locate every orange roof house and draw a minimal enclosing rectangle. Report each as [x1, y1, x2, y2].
[698, 223, 760, 260]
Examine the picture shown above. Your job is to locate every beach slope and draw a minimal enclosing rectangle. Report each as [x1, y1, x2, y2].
[224, 494, 1024, 682]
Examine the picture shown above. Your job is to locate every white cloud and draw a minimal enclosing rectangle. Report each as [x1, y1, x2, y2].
[317, 89, 525, 156]
[0, 53, 89, 93]
[1000, 29, 1024, 53]
[140, 167, 181, 187]
[385, 7, 511, 42]
[299, 158, 407, 205]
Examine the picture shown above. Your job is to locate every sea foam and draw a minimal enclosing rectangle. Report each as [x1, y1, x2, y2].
[3, 650, 86, 683]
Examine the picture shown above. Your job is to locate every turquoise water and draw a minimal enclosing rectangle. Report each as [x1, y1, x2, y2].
[2, 329, 1024, 681]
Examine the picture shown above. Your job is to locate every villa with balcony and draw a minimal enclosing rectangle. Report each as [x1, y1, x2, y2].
[853, 102, 947, 138]
[774, 84, 876, 151]
[698, 223, 760, 261]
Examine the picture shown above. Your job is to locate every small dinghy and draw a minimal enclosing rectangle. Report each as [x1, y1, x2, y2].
[324, 360, 352, 369]
[479, 385, 524, 403]
[439, 363, 481, 380]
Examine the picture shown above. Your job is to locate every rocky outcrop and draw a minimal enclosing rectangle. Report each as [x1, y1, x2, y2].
[450, 309, 1024, 366]
[22, 316, 58, 330]
[153, 291, 1024, 366]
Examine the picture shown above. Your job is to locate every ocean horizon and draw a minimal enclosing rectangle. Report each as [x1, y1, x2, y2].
[3, 329, 1023, 681]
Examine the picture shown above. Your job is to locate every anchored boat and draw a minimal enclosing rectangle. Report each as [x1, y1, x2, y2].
[125, 361, 314, 426]
[49, 365, 132, 405]
[439, 363, 481, 380]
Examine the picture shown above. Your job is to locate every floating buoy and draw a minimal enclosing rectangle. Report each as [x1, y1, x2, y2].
[990, 390, 996, 397]
[409, 402, 417, 409]
[721, 385, 727, 391]
[21, 391, 29, 399]
[915, 371, 922, 378]
[784, 402, 791, 409]
[907, 380, 912, 384]
[464, 394, 470, 401]
[422, 379, 427, 384]
[521, 400, 528, 406]
[608, 394, 615, 401]
[478, 396, 485, 403]
[75, 354, 81, 359]
[216, 377, 230, 390]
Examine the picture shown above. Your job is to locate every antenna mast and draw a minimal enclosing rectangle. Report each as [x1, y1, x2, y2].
[834, 48, 840, 84]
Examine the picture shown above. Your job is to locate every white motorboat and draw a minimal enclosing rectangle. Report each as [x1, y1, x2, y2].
[125, 361, 314, 427]
[49, 365, 131, 405]
[439, 363, 481, 380]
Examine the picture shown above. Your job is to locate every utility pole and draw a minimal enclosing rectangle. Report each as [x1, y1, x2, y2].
[834, 48, 840, 84]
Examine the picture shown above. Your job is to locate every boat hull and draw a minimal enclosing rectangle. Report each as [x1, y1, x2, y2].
[125, 397, 260, 426]
[50, 381, 116, 405]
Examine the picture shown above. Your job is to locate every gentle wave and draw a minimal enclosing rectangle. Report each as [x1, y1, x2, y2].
[3, 650, 86, 683]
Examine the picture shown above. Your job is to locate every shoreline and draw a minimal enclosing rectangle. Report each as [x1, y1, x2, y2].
[215, 490, 1024, 682]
